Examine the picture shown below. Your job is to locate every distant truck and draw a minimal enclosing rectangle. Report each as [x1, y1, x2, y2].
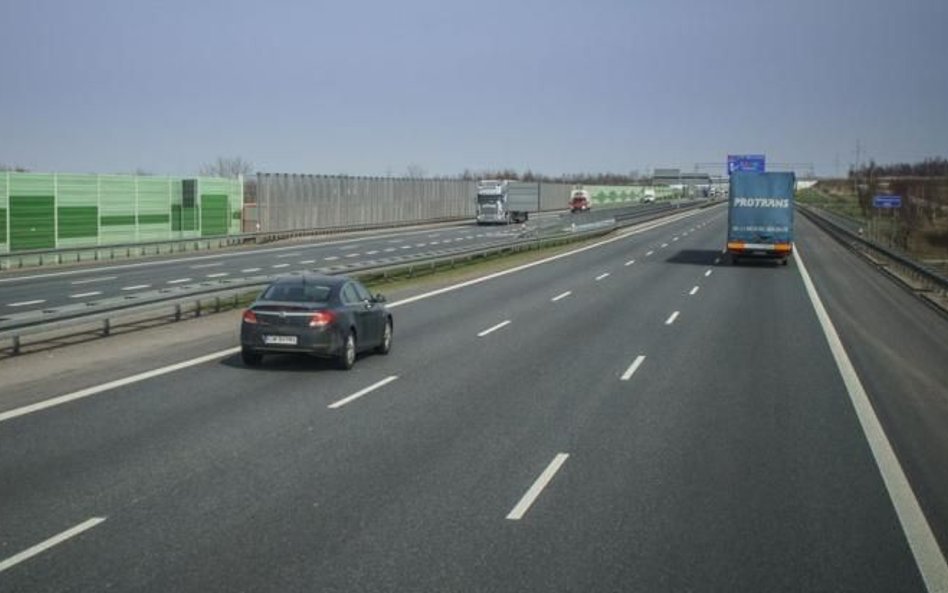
[475, 180, 539, 224]
[569, 189, 591, 213]
[726, 171, 795, 265]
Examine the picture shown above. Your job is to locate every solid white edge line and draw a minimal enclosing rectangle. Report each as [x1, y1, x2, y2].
[621, 355, 646, 381]
[0, 348, 241, 423]
[551, 291, 572, 302]
[665, 311, 680, 325]
[3, 208, 709, 423]
[328, 376, 399, 409]
[689, 286, 699, 295]
[507, 453, 570, 520]
[794, 249, 948, 592]
[0, 517, 107, 574]
[477, 320, 511, 337]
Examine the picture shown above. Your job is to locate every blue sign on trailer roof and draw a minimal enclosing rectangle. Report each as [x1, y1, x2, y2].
[873, 195, 902, 208]
[727, 155, 766, 175]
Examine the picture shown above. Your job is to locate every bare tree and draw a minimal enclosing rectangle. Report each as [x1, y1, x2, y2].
[0, 163, 30, 172]
[405, 163, 427, 178]
[200, 156, 254, 179]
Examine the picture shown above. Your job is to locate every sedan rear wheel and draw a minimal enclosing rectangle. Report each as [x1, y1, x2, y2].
[337, 331, 356, 370]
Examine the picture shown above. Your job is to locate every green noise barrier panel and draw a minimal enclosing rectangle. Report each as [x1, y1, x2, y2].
[0, 172, 243, 253]
[11, 196, 56, 251]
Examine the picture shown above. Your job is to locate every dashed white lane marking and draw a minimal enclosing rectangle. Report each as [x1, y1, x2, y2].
[190, 262, 222, 269]
[506, 453, 570, 521]
[621, 355, 646, 381]
[206, 273, 228, 278]
[299, 260, 316, 265]
[0, 517, 107, 574]
[661, 243, 669, 248]
[276, 252, 301, 258]
[415, 243, 427, 248]
[595, 273, 610, 281]
[324, 256, 339, 261]
[665, 311, 680, 325]
[272, 264, 290, 269]
[70, 276, 116, 285]
[705, 269, 713, 277]
[366, 251, 379, 255]
[551, 291, 572, 302]
[646, 251, 654, 257]
[795, 249, 948, 592]
[401, 245, 412, 250]
[345, 253, 361, 258]
[70, 292, 101, 299]
[625, 260, 636, 266]
[384, 248, 397, 252]
[477, 320, 511, 337]
[328, 376, 399, 410]
[121, 285, 150, 291]
[714, 258, 721, 264]
[430, 241, 440, 245]
[672, 237, 679, 242]
[689, 286, 700, 295]
[8, 300, 46, 307]
[167, 278, 192, 284]
[241, 268, 260, 274]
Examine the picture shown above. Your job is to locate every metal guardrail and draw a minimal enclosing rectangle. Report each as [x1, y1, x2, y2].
[0, 202, 707, 355]
[798, 204, 948, 309]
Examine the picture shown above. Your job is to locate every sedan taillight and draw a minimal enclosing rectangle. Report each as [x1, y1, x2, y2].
[242, 310, 258, 324]
[309, 310, 335, 327]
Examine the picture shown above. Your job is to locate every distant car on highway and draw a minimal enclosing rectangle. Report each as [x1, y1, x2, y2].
[240, 272, 393, 369]
[642, 189, 656, 203]
[569, 189, 591, 212]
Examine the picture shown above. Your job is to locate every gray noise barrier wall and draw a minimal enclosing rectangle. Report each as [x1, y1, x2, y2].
[256, 174, 577, 232]
[257, 174, 477, 232]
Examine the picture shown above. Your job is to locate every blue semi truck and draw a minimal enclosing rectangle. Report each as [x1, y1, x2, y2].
[726, 171, 796, 265]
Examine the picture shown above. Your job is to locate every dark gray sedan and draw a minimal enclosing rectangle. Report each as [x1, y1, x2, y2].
[240, 273, 393, 369]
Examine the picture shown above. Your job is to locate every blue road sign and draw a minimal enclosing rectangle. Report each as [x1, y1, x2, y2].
[727, 154, 766, 175]
[873, 195, 902, 208]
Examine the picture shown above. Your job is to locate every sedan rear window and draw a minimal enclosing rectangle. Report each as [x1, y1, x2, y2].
[263, 284, 332, 302]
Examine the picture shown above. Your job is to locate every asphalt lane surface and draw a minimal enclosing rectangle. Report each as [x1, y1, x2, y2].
[1, 205, 944, 592]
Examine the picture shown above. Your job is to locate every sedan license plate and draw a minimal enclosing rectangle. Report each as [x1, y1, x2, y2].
[264, 335, 298, 345]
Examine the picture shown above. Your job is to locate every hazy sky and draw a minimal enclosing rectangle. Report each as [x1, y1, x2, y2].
[2, 0, 946, 177]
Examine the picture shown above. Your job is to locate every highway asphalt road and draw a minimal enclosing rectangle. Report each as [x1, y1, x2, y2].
[1, 205, 946, 592]
[0, 203, 676, 319]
